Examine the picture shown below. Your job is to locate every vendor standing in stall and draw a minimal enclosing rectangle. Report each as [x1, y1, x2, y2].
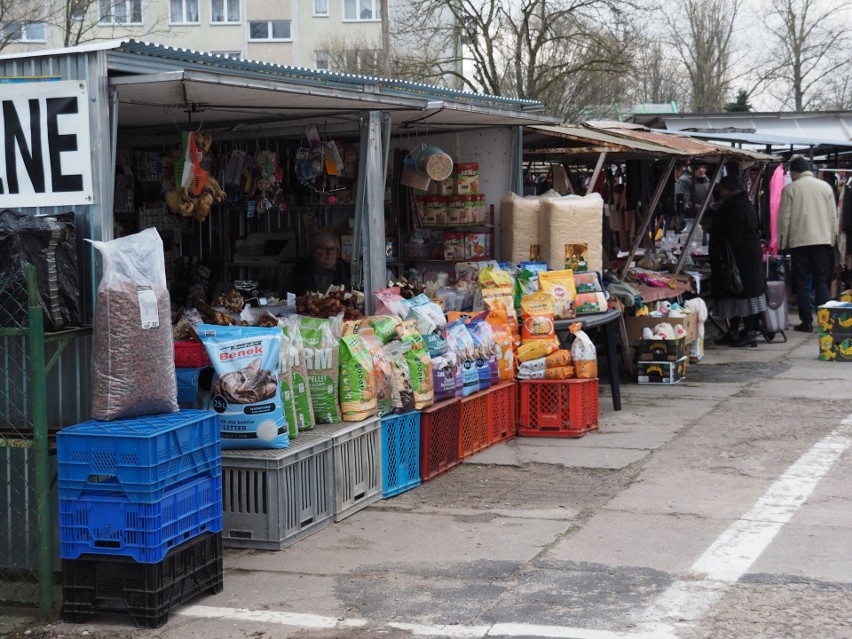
[283, 227, 351, 296]
[674, 161, 712, 231]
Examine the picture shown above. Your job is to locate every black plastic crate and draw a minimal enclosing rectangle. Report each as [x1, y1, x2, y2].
[62, 532, 223, 628]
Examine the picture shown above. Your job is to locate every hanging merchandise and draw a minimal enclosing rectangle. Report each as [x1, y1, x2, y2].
[413, 144, 454, 181]
[164, 130, 227, 222]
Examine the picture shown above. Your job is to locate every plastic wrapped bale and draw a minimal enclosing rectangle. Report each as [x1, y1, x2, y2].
[539, 194, 604, 272]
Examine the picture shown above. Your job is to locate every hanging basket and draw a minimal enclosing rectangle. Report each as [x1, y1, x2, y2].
[400, 157, 431, 190]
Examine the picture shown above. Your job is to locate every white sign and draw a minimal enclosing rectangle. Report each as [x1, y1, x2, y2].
[0, 80, 93, 208]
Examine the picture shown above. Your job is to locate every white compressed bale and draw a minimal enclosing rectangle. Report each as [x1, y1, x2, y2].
[539, 194, 604, 272]
[499, 191, 561, 264]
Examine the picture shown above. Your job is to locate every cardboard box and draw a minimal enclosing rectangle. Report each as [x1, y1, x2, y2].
[443, 232, 466, 261]
[625, 313, 699, 346]
[818, 332, 852, 362]
[637, 356, 687, 384]
[465, 232, 489, 259]
[636, 335, 687, 362]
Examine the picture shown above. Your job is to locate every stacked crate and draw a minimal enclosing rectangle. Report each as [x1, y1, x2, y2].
[57, 410, 223, 628]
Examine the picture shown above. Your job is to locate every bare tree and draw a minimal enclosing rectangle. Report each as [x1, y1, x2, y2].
[315, 34, 386, 75]
[764, 0, 852, 111]
[0, 0, 49, 51]
[391, 0, 641, 118]
[630, 37, 687, 106]
[663, 0, 743, 112]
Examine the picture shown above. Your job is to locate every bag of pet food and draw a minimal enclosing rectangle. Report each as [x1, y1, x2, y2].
[359, 329, 394, 417]
[199, 324, 289, 449]
[384, 342, 415, 413]
[89, 228, 178, 420]
[374, 287, 410, 319]
[431, 353, 458, 402]
[397, 321, 434, 409]
[538, 270, 577, 320]
[339, 335, 378, 421]
[482, 286, 519, 335]
[521, 292, 556, 343]
[405, 294, 448, 356]
[517, 357, 547, 378]
[299, 315, 342, 424]
[545, 349, 572, 369]
[514, 269, 538, 311]
[489, 321, 516, 382]
[283, 316, 315, 431]
[467, 314, 498, 389]
[545, 366, 574, 380]
[573, 272, 603, 294]
[278, 331, 298, 440]
[570, 322, 598, 379]
[447, 320, 479, 396]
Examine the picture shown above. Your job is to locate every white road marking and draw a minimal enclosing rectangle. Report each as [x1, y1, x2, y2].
[179, 416, 852, 638]
[634, 416, 852, 633]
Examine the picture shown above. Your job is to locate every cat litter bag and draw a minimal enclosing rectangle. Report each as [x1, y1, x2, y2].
[198, 324, 289, 449]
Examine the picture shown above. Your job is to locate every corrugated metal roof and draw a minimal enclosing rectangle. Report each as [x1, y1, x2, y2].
[651, 128, 852, 149]
[107, 40, 546, 111]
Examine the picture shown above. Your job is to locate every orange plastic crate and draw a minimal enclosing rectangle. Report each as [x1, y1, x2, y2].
[518, 379, 599, 438]
[458, 390, 490, 460]
[487, 382, 517, 445]
[419, 398, 460, 482]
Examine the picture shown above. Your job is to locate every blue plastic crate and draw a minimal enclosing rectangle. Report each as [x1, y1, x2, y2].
[59, 473, 223, 563]
[57, 410, 221, 502]
[381, 411, 421, 498]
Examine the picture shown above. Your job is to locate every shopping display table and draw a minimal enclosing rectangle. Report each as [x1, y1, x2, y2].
[554, 308, 622, 411]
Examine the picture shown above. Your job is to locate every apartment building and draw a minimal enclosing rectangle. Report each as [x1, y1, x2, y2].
[1, 0, 383, 70]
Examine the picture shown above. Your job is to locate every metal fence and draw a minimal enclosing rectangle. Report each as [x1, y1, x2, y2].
[0, 265, 52, 617]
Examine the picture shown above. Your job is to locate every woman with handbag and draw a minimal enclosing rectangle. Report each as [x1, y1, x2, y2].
[709, 174, 768, 347]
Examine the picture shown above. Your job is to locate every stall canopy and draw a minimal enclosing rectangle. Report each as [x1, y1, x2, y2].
[521, 122, 778, 277]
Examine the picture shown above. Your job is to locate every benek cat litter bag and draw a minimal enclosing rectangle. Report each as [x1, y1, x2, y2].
[199, 324, 289, 449]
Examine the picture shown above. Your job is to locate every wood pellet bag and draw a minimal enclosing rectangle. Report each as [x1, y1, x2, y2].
[283, 316, 315, 431]
[299, 316, 342, 424]
[339, 335, 378, 421]
[89, 229, 178, 421]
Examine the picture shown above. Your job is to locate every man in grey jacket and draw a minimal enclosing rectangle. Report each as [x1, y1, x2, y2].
[778, 155, 838, 332]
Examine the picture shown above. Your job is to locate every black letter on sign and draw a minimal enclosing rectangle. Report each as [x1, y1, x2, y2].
[46, 97, 83, 192]
[3, 99, 44, 194]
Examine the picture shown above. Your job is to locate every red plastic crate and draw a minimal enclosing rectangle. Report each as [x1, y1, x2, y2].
[174, 340, 212, 368]
[518, 379, 599, 438]
[459, 390, 490, 460]
[419, 398, 460, 482]
[487, 381, 517, 445]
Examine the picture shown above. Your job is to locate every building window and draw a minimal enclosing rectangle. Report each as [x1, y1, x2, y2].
[211, 0, 239, 23]
[315, 51, 330, 70]
[2, 21, 46, 42]
[212, 51, 242, 59]
[99, 0, 143, 25]
[71, 1, 86, 20]
[170, 0, 199, 23]
[313, 0, 329, 16]
[249, 20, 291, 41]
[345, 49, 380, 73]
[344, 0, 380, 21]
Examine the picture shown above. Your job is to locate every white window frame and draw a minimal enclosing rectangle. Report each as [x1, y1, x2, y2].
[343, 0, 381, 22]
[99, 0, 143, 25]
[313, 0, 329, 17]
[3, 21, 46, 42]
[212, 51, 242, 59]
[210, 0, 240, 24]
[170, 0, 200, 25]
[248, 20, 292, 42]
[315, 50, 330, 70]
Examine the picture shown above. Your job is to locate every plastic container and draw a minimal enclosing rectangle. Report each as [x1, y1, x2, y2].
[57, 410, 221, 502]
[518, 379, 599, 437]
[381, 412, 421, 498]
[220, 429, 333, 550]
[174, 340, 212, 367]
[62, 531, 223, 629]
[59, 474, 222, 563]
[458, 390, 490, 460]
[487, 381, 517, 445]
[323, 418, 382, 522]
[419, 398, 460, 482]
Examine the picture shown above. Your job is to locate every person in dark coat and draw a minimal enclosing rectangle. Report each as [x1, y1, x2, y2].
[283, 227, 351, 296]
[709, 174, 767, 347]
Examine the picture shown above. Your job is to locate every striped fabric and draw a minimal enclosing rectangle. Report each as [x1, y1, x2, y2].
[714, 294, 768, 319]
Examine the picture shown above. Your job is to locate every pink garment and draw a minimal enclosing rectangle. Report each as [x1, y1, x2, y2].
[768, 165, 787, 257]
